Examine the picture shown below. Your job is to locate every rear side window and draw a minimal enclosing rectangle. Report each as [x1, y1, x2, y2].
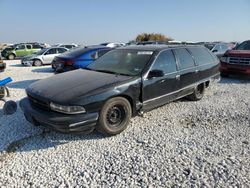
[236, 41, 250, 50]
[188, 47, 214, 65]
[151, 50, 177, 74]
[33, 44, 42, 49]
[174, 48, 195, 69]
[57, 48, 67, 53]
[16, 45, 25, 50]
[45, 48, 57, 55]
[98, 49, 110, 58]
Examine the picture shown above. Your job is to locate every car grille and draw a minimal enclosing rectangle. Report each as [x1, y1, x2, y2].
[28, 94, 50, 111]
[229, 57, 250, 65]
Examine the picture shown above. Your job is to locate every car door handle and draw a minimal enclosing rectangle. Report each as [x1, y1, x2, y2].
[175, 75, 180, 80]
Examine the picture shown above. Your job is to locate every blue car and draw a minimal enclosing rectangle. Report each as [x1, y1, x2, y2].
[52, 46, 112, 73]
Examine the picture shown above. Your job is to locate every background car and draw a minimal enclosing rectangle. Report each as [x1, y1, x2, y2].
[52, 46, 112, 72]
[136, 41, 168, 45]
[54, 44, 78, 49]
[0, 43, 13, 51]
[21, 47, 68, 66]
[1, 43, 44, 60]
[220, 40, 250, 76]
[100, 42, 125, 48]
[210, 43, 235, 58]
[0, 55, 6, 71]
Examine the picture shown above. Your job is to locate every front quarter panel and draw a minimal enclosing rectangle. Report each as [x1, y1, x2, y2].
[71, 78, 142, 115]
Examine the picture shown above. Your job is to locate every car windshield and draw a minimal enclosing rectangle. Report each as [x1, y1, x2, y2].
[235, 41, 250, 50]
[36, 48, 48, 55]
[87, 49, 154, 76]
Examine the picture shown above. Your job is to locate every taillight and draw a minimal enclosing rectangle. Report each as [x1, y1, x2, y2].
[64, 60, 74, 66]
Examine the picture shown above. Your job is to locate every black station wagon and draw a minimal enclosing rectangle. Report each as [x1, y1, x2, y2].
[20, 45, 220, 135]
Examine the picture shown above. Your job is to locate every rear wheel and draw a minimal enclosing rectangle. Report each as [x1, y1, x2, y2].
[187, 83, 205, 101]
[97, 97, 132, 136]
[8, 54, 15, 60]
[33, 59, 42, 66]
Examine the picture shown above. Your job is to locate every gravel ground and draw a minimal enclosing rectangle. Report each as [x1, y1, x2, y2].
[0, 60, 249, 187]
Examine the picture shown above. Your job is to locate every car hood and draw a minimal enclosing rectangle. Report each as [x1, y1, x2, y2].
[27, 69, 133, 103]
[225, 50, 250, 57]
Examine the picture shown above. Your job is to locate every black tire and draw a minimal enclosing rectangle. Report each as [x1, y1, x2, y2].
[97, 97, 132, 136]
[3, 100, 17, 115]
[33, 59, 42, 66]
[187, 83, 205, 101]
[8, 54, 15, 60]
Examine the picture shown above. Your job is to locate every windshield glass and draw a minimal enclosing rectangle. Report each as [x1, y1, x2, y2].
[235, 41, 250, 50]
[36, 48, 48, 55]
[87, 49, 153, 76]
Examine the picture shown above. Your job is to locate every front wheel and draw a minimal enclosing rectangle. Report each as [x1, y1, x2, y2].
[97, 97, 132, 136]
[33, 60, 42, 66]
[186, 83, 205, 101]
[8, 54, 15, 60]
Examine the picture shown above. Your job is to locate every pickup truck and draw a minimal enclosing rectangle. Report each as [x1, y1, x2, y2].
[220, 40, 250, 76]
[20, 45, 220, 135]
[1, 43, 43, 60]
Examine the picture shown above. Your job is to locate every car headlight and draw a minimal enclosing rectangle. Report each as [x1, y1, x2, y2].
[220, 56, 228, 63]
[50, 102, 86, 114]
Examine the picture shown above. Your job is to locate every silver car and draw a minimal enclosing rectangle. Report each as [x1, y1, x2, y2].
[211, 43, 234, 58]
[21, 47, 68, 66]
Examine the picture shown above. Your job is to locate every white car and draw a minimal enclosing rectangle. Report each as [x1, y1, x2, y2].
[21, 47, 68, 66]
[54, 44, 78, 49]
[100, 42, 125, 48]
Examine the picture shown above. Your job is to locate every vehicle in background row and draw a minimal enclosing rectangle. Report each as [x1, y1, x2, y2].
[0, 43, 13, 51]
[1, 43, 44, 60]
[220, 40, 250, 76]
[100, 42, 125, 48]
[55, 44, 78, 49]
[20, 45, 219, 135]
[0, 55, 6, 71]
[21, 47, 68, 66]
[51, 46, 111, 73]
[210, 43, 235, 58]
[137, 41, 168, 45]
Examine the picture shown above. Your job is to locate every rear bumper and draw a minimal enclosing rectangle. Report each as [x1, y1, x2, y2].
[220, 62, 250, 75]
[20, 97, 99, 134]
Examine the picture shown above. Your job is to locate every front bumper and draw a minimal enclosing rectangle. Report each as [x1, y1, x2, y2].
[21, 60, 33, 66]
[20, 97, 99, 134]
[220, 62, 250, 75]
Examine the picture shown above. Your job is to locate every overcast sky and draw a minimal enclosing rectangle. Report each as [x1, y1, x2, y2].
[0, 0, 250, 45]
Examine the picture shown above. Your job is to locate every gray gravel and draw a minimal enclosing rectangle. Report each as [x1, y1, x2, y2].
[0, 60, 249, 187]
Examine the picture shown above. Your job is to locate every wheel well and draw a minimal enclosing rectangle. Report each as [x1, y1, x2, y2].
[205, 81, 210, 88]
[9, 53, 16, 57]
[114, 95, 136, 116]
[33, 59, 43, 65]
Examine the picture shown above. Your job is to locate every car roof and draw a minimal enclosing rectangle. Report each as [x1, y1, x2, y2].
[42, 47, 68, 50]
[117, 44, 201, 51]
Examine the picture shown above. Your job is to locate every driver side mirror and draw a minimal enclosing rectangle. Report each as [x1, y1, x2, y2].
[212, 49, 218, 53]
[147, 69, 164, 79]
